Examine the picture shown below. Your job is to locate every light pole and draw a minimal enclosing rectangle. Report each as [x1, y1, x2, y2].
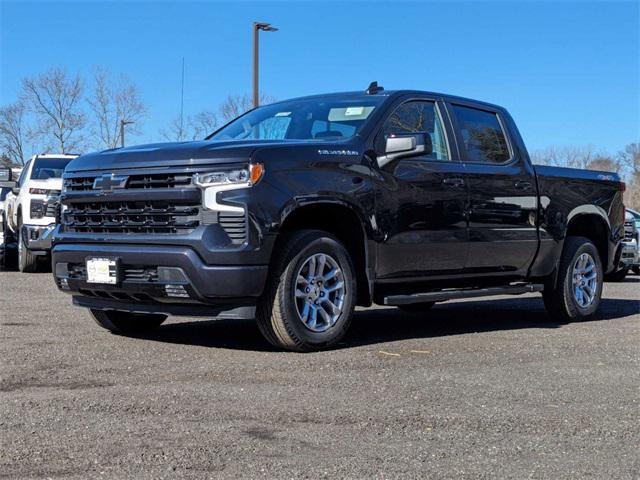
[120, 119, 134, 148]
[252, 21, 278, 108]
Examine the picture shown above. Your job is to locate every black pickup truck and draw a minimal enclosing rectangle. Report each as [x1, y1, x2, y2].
[52, 84, 626, 351]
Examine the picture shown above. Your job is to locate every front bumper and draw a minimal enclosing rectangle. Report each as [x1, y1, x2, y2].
[52, 243, 269, 317]
[23, 224, 56, 253]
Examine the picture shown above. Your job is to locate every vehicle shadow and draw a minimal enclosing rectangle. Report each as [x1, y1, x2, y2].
[129, 295, 639, 352]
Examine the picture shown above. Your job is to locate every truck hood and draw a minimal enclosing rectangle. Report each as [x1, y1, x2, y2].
[65, 139, 322, 172]
[28, 178, 63, 191]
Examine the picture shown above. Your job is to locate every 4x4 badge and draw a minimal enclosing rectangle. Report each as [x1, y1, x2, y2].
[93, 174, 128, 191]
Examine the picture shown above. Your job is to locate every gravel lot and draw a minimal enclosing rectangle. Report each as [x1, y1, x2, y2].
[1, 270, 639, 479]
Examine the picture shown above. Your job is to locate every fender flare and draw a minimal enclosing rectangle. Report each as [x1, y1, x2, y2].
[566, 204, 611, 233]
[278, 196, 375, 305]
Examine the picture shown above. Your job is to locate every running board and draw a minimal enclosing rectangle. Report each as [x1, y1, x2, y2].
[383, 283, 544, 306]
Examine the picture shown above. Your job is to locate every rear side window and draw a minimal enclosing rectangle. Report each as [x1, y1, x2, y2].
[452, 105, 510, 163]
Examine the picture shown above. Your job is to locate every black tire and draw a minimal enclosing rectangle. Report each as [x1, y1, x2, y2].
[632, 266, 640, 275]
[256, 230, 356, 352]
[605, 267, 629, 282]
[1, 211, 16, 269]
[90, 309, 167, 334]
[543, 236, 603, 323]
[17, 218, 38, 273]
[398, 302, 436, 313]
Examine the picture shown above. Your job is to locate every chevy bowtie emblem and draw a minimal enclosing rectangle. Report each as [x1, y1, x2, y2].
[93, 174, 128, 191]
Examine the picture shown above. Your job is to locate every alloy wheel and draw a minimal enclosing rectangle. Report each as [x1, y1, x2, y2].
[572, 252, 598, 308]
[293, 253, 346, 332]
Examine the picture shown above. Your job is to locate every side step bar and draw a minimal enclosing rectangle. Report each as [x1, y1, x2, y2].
[383, 283, 544, 306]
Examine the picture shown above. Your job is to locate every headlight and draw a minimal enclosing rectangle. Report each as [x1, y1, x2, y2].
[194, 164, 264, 214]
[194, 163, 264, 188]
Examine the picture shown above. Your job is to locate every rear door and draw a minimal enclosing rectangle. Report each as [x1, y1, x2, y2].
[373, 97, 469, 278]
[447, 102, 538, 276]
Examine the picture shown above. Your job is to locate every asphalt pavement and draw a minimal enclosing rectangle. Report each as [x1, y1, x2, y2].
[1, 271, 639, 479]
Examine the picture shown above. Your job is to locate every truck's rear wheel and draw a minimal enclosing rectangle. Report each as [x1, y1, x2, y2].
[543, 236, 603, 323]
[17, 220, 38, 273]
[90, 309, 167, 334]
[257, 230, 356, 352]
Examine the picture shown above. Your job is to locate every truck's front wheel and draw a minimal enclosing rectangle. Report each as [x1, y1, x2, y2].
[543, 236, 603, 323]
[257, 230, 356, 352]
[90, 309, 167, 334]
[17, 219, 38, 273]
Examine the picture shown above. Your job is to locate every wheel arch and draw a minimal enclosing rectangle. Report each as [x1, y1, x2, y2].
[275, 199, 373, 306]
[565, 210, 610, 268]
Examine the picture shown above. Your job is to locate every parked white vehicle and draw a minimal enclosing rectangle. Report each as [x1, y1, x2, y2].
[0, 167, 22, 267]
[3, 154, 77, 272]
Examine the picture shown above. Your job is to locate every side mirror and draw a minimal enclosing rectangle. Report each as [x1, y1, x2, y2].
[0, 167, 12, 182]
[378, 133, 433, 168]
[385, 136, 416, 154]
[0, 180, 17, 190]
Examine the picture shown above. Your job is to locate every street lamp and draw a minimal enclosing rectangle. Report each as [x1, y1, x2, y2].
[252, 21, 278, 108]
[120, 119, 134, 148]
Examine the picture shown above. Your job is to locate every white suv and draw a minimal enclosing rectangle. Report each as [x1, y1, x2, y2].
[4, 154, 78, 272]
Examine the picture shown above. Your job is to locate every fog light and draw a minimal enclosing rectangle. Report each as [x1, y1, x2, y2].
[165, 285, 189, 298]
[59, 278, 70, 290]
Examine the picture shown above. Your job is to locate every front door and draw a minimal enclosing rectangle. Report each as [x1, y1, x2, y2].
[374, 98, 469, 279]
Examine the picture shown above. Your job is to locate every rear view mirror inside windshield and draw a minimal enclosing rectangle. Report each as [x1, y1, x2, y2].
[328, 106, 375, 121]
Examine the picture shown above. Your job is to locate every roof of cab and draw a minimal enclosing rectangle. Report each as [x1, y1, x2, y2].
[268, 89, 507, 112]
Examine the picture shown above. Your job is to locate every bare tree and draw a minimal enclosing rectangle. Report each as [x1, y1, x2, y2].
[87, 67, 145, 149]
[219, 93, 276, 122]
[618, 143, 639, 178]
[189, 110, 218, 139]
[530, 145, 600, 169]
[160, 114, 188, 142]
[22, 67, 86, 153]
[618, 143, 640, 210]
[586, 155, 622, 173]
[0, 100, 27, 164]
[161, 93, 275, 143]
[1, 154, 14, 168]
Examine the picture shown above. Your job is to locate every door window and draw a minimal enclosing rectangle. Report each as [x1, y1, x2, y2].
[451, 105, 510, 163]
[381, 101, 450, 161]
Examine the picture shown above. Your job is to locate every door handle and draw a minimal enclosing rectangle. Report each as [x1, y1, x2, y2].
[514, 181, 532, 191]
[442, 177, 465, 188]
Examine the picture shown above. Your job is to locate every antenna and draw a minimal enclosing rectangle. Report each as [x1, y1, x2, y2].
[179, 57, 185, 138]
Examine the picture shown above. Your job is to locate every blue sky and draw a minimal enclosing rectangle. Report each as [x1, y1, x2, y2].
[1, 0, 638, 154]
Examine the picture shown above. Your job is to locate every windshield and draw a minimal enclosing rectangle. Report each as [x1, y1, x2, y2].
[210, 96, 385, 141]
[30, 157, 74, 180]
[0, 187, 10, 202]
